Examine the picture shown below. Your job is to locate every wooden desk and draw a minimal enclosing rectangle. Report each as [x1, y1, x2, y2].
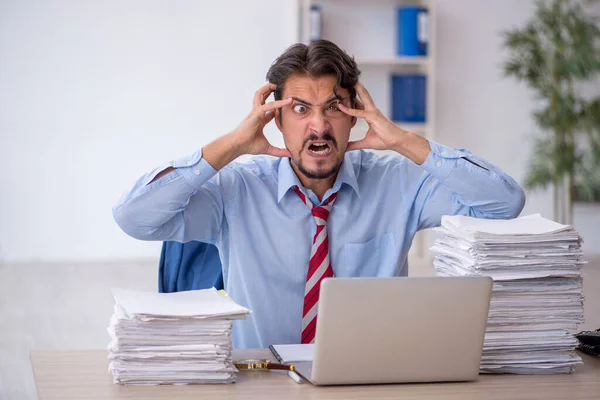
[31, 349, 600, 400]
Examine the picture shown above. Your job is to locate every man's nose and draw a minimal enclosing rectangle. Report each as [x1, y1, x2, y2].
[309, 111, 329, 134]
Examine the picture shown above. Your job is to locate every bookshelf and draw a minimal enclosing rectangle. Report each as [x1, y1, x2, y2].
[297, 0, 436, 263]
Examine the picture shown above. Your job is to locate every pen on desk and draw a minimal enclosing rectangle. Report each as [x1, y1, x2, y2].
[288, 370, 304, 384]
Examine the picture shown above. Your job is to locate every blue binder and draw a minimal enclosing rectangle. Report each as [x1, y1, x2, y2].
[391, 74, 426, 123]
[397, 6, 428, 56]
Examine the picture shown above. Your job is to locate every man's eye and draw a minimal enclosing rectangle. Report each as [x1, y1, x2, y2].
[327, 104, 340, 112]
[293, 104, 307, 113]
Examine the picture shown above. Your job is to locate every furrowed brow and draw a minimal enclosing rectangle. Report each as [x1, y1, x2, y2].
[291, 95, 346, 107]
[324, 95, 341, 104]
[291, 97, 312, 106]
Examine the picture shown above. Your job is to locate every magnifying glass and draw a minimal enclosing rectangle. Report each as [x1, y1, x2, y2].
[234, 359, 296, 371]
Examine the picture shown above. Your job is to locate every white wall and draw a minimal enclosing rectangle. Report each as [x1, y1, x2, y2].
[2, 2, 600, 399]
[434, 0, 600, 255]
[0, 0, 298, 262]
[436, 0, 547, 215]
[0, 0, 598, 263]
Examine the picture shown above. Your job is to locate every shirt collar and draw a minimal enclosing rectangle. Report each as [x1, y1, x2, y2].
[277, 154, 360, 204]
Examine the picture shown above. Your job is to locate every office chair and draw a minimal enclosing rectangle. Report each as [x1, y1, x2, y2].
[158, 241, 224, 293]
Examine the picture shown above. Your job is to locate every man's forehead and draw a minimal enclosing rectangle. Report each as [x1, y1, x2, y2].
[281, 74, 349, 101]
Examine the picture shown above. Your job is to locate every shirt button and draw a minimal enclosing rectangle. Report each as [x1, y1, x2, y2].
[441, 151, 446, 156]
[436, 161, 442, 167]
[194, 169, 200, 175]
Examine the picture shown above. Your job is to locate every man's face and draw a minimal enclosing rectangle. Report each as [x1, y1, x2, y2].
[275, 74, 356, 180]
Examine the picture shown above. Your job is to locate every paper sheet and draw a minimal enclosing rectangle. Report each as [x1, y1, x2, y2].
[271, 344, 315, 363]
[107, 288, 250, 385]
[112, 287, 250, 318]
[431, 214, 585, 374]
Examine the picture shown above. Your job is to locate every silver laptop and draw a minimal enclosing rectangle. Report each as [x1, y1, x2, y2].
[293, 276, 492, 385]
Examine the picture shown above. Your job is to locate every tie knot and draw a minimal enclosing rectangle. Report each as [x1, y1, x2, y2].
[312, 204, 333, 225]
[293, 186, 338, 225]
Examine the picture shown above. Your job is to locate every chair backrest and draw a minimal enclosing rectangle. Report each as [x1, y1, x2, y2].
[158, 241, 224, 293]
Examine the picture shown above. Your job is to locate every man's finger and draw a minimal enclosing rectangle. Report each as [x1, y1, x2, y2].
[260, 85, 277, 105]
[254, 83, 278, 107]
[338, 103, 367, 118]
[355, 81, 375, 110]
[265, 145, 291, 158]
[355, 99, 365, 111]
[261, 97, 292, 112]
[264, 110, 275, 123]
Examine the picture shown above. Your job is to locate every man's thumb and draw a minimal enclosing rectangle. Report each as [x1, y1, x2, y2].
[266, 145, 291, 158]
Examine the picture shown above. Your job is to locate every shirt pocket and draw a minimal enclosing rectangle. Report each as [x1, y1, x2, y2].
[341, 232, 398, 277]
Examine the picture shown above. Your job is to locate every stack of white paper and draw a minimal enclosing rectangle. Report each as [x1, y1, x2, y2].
[431, 214, 585, 374]
[107, 288, 251, 385]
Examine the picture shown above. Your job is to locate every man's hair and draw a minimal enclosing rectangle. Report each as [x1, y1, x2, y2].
[266, 40, 361, 109]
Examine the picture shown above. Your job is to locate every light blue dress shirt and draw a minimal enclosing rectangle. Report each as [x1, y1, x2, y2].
[113, 141, 525, 348]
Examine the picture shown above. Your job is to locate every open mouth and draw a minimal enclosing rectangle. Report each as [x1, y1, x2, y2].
[307, 142, 332, 156]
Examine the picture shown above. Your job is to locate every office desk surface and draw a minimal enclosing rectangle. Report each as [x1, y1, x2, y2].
[31, 349, 600, 400]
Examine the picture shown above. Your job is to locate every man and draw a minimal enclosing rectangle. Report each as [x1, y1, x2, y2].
[113, 40, 525, 348]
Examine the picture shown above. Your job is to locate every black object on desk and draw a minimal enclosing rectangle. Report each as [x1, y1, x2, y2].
[575, 328, 600, 356]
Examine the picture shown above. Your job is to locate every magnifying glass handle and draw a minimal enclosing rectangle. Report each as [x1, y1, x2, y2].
[266, 363, 295, 371]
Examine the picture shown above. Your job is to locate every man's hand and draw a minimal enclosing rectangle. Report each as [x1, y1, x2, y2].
[339, 82, 405, 152]
[338, 82, 431, 164]
[203, 83, 292, 171]
[233, 83, 292, 158]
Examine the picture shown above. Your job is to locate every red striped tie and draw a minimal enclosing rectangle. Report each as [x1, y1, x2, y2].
[293, 186, 338, 344]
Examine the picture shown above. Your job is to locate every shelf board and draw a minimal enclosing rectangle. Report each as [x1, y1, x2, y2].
[355, 56, 430, 66]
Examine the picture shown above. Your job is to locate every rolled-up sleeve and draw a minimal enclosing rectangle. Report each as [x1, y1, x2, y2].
[112, 148, 225, 244]
[414, 141, 526, 229]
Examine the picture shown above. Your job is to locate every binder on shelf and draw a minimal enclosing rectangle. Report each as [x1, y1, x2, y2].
[391, 74, 426, 123]
[310, 4, 323, 42]
[397, 6, 428, 56]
